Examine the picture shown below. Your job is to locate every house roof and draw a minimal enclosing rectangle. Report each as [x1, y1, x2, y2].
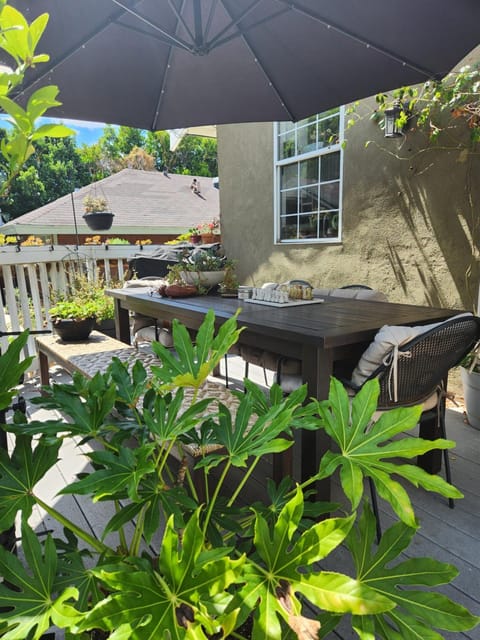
[2, 168, 219, 236]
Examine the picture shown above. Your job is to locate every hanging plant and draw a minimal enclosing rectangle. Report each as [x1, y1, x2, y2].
[82, 194, 114, 231]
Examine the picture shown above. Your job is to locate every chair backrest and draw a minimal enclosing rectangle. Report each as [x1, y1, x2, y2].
[366, 314, 480, 409]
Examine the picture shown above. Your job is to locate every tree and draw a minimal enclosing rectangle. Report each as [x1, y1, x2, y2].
[5, 136, 90, 218]
[120, 146, 155, 171]
[144, 130, 217, 176]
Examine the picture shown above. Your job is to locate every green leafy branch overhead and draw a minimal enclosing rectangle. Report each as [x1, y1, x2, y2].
[0, 2, 73, 197]
[366, 64, 480, 145]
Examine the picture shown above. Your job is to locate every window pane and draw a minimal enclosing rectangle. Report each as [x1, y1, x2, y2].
[320, 182, 339, 210]
[297, 123, 317, 155]
[320, 151, 340, 182]
[280, 215, 299, 240]
[299, 157, 318, 185]
[318, 114, 340, 146]
[279, 132, 295, 159]
[278, 121, 294, 135]
[280, 190, 298, 215]
[280, 163, 297, 189]
[299, 186, 318, 213]
[298, 214, 317, 238]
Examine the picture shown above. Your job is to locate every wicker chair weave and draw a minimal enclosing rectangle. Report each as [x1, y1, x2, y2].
[367, 315, 480, 408]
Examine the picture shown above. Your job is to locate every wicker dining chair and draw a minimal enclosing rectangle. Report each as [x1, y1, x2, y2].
[347, 313, 480, 539]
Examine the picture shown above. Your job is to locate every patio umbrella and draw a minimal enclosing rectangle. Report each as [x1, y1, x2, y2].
[6, 0, 480, 130]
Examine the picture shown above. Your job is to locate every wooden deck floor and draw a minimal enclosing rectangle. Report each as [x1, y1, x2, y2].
[12, 355, 480, 640]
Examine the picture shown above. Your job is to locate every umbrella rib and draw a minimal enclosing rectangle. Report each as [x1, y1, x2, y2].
[206, 0, 265, 51]
[282, 0, 439, 79]
[220, 1, 296, 122]
[166, 0, 197, 50]
[203, 0, 218, 42]
[111, 0, 194, 52]
[209, 6, 288, 51]
[11, 0, 147, 98]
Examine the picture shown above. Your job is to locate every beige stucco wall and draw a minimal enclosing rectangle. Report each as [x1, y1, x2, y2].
[217, 107, 480, 311]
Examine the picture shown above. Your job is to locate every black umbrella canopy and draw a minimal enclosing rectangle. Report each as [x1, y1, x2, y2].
[7, 0, 480, 130]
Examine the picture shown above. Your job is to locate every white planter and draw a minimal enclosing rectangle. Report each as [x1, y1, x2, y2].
[180, 270, 225, 288]
[460, 366, 480, 430]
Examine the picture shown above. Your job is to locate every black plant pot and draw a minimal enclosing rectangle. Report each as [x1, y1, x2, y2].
[53, 317, 95, 341]
[94, 318, 116, 337]
[83, 212, 114, 231]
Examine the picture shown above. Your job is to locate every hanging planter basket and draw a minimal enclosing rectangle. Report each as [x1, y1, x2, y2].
[83, 212, 115, 231]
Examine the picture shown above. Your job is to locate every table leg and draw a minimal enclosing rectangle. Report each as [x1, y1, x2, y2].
[114, 298, 131, 344]
[38, 350, 50, 387]
[298, 345, 333, 502]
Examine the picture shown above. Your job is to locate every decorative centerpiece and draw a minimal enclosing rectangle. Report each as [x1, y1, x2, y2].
[177, 247, 226, 289]
[82, 195, 114, 231]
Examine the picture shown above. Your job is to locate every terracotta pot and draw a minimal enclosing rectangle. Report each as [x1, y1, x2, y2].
[200, 233, 216, 244]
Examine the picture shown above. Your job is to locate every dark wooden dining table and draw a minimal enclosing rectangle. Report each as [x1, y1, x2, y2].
[107, 287, 460, 500]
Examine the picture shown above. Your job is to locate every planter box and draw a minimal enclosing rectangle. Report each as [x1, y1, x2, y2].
[460, 366, 480, 430]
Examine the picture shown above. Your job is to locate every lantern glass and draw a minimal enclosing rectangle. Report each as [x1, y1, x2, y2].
[384, 105, 402, 137]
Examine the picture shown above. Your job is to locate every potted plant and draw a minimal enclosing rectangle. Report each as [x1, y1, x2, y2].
[49, 276, 118, 340]
[82, 195, 115, 231]
[188, 227, 202, 244]
[0, 316, 477, 639]
[460, 346, 480, 429]
[48, 298, 98, 341]
[219, 260, 239, 296]
[170, 246, 227, 290]
[197, 217, 221, 244]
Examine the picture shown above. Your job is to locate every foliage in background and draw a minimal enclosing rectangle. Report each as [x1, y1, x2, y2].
[0, 125, 218, 220]
[348, 64, 480, 147]
[50, 273, 118, 321]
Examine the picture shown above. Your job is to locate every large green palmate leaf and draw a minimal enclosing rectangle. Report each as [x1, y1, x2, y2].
[318, 505, 479, 639]
[232, 487, 394, 639]
[0, 331, 33, 411]
[150, 308, 243, 391]
[193, 388, 302, 471]
[316, 378, 462, 527]
[0, 434, 60, 530]
[26, 371, 118, 440]
[59, 445, 157, 503]
[0, 524, 80, 640]
[80, 511, 245, 639]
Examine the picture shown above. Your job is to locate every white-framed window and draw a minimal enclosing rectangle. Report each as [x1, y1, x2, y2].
[274, 107, 344, 244]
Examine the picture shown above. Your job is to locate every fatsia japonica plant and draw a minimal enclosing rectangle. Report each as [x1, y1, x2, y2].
[0, 310, 477, 639]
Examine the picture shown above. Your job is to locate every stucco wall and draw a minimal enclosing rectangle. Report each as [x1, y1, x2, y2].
[218, 111, 480, 311]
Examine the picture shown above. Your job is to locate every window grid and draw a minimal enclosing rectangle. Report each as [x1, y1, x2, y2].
[274, 108, 343, 244]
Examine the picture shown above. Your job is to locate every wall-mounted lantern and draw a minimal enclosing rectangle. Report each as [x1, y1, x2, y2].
[384, 102, 405, 138]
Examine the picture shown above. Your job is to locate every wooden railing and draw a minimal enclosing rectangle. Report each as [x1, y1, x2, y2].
[0, 244, 158, 361]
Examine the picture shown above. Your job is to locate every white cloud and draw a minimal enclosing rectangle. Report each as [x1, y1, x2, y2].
[57, 118, 107, 129]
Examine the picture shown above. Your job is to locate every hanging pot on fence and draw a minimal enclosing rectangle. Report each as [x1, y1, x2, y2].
[83, 212, 115, 231]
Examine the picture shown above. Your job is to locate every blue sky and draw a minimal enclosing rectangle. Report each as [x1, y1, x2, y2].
[0, 116, 108, 146]
[66, 119, 106, 145]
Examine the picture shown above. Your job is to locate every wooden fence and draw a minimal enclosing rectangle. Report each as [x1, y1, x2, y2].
[0, 244, 157, 361]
